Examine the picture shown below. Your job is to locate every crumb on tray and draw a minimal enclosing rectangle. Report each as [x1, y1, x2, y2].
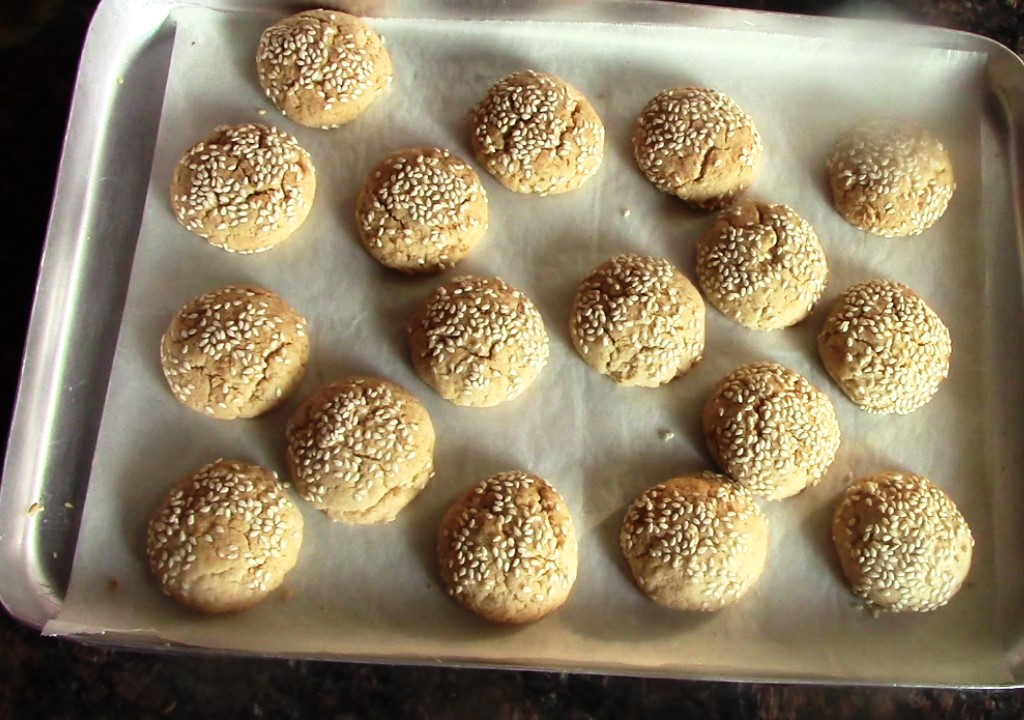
[27, 502, 44, 517]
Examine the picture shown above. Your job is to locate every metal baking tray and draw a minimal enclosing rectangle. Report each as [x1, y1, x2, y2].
[2, 0, 1024, 686]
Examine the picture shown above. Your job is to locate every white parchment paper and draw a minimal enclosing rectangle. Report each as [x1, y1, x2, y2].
[46, 7, 1009, 684]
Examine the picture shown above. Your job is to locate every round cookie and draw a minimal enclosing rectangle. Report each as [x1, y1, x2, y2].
[832, 471, 974, 612]
[147, 459, 303, 614]
[696, 200, 828, 330]
[171, 123, 316, 254]
[827, 119, 955, 237]
[160, 285, 310, 420]
[633, 86, 762, 209]
[437, 471, 577, 623]
[817, 279, 951, 414]
[356, 147, 488, 273]
[569, 254, 705, 387]
[286, 376, 435, 524]
[409, 276, 549, 407]
[702, 362, 841, 500]
[471, 70, 605, 195]
[620, 473, 769, 611]
[256, 9, 393, 129]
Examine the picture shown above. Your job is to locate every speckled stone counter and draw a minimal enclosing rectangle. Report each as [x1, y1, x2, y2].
[2, 1, 1022, 716]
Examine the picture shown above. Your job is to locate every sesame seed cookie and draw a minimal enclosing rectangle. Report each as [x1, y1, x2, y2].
[160, 285, 310, 420]
[827, 119, 955, 237]
[832, 472, 974, 612]
[633, 87, 762, 209]
[286, 376, 435, 524]
[696, 200, 828, 330]
[702, 362, 841, 500]
[256, 10, 393, 129]
[471, 70, 605, 195]
[147, 459, 304, 614]
[569, 254, 705, 387]
[620, 473, 768, 611]
[171, 123, 316, 254]
[409, 276, 549, 407]
[437, 471, 578, 623]
[356, 147, 488, 273]
[818, 279, 951, 414]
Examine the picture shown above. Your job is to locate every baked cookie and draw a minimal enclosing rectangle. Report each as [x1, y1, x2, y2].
[160, 285, 310, 419]
[409, 276, 549, 407]
[702, 362, 841, 500]
[356, 147, 488, 273]
[147, 459, 303, 614]
[171, 123, 315, 253]
[471, 70, 605, 195]
[437, 471, 577, 623]
[832, 471, 974, 611]
[569, 254, 705, 387]
[827, 119, 954, 237]
[257, 9, 392, 128]
[286, 376, 435, 523]
[633, 87, 762, 209]
[621, 473, 768, 611]
[696, 200, 828, 330]
[818, 279, 951, 414]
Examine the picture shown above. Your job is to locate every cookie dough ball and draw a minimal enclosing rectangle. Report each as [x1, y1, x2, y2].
[286, 377, 435, 524]
[633, 87, 762, 209]
[147, 459, 303, 614]
[171, 123, 316, 253]
[620, 473, 768, 611]
[256, 10, 393, 129]
[437, 471, 577, 623]
[356, 147, 488, 273]
[160, 285, 310, 419]
[703, 362, 841, 500]
[471, 70, 605, 195]
[818, 279, 951, 414]
[569, 254, 705, 387]
[832, 472, 974, 612]
[696, 200, 828, 330]
[827, 119, 955, 237]
[409, 276, 549, 407]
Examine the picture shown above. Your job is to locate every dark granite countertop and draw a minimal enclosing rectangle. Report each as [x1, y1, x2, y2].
[2, 1, 1023, 717]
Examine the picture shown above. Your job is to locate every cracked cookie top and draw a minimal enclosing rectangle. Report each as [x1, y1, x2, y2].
[633, 86, 762, 210]
[147, 458, 304, 614]
[355, 147, 488, 273]
[171, 123, 316, 253]
[160, 284, 311, 420]
[286, 376, 435, 524]
[569, 254, 705, 387]
[470, 70, 605, 196]
[408, 275, 550, 408]
[256, 9, 393, 129]
[696, 200, 828, 330]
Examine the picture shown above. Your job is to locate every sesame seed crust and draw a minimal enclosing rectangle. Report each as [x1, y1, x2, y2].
[832, 472, 974, 612]
[569, 254, 705, 387]
[285, 376, 435, 524]
[355, 147, 489, 273]
[146, 459, 304, 614]
[409, 276, 550, 407]
[827, 119, 955, 237]
[437, 471, 578, 624]
[633, 86, 762, 210]
[620, 473, 769, 611]
[696, 200, 828, 330]
[256, 10, 393, 129]
[817, 279, 951, 415]
[471, 70, 605, 196]
[159, 285, 311, 420]
[170, 123, 316, 253]
[702, 362, 841, 500]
